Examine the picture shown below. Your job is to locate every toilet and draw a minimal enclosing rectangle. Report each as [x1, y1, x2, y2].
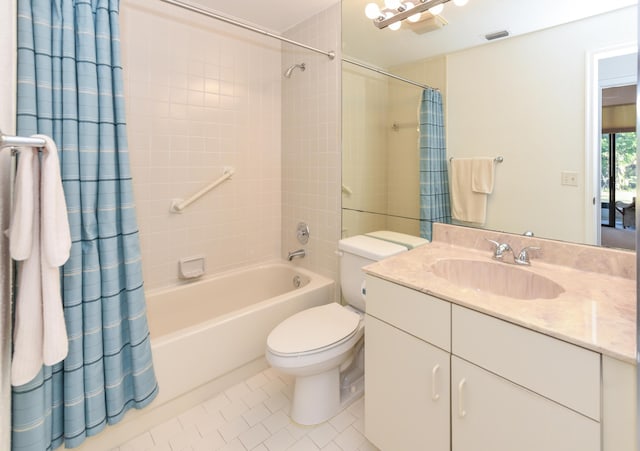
[265, 234, 413, 425]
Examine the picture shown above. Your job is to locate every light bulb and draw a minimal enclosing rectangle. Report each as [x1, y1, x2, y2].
[408, 12, 422, 22]
[365, 2, 382, 19]
[385, 0, 402, 10]
[428, 3, 444, 15]
[453, 0, 468, 5]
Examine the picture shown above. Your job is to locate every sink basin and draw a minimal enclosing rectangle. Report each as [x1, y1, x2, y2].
[431, 259, 565, 300]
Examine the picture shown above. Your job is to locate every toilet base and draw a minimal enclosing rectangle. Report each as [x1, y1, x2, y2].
[290, 362, 365, 426]
[291, 367, 341, 425]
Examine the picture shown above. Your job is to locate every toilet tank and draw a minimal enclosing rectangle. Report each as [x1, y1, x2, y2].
[338, 235, 407, 311]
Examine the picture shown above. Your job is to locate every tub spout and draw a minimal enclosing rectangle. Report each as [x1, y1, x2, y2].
[288, 249, 306, 261]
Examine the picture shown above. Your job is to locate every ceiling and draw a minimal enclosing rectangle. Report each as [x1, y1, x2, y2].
[343, 0, 638, 68]
[188, 0, 341, 33]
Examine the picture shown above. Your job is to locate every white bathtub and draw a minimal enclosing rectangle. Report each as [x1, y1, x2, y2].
[146, 262, 335, 405]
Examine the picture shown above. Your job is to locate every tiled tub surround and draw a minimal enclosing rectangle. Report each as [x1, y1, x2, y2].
[365, 223, 636, 363]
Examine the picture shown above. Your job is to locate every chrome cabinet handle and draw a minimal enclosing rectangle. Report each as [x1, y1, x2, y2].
[458, 378, 467, 418]
[431, 364, 440, 401]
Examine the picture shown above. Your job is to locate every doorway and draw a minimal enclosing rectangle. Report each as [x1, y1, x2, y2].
[587, 46, 637, 249]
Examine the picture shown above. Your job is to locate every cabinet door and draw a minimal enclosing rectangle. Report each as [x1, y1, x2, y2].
[451, 356, 600, 451]
[365, 315, 450, 451]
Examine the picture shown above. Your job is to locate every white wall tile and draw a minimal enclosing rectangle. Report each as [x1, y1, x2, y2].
[121, 0, 282, 291]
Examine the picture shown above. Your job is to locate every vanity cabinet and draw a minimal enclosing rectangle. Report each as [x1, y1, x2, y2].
[364, 275, 621, 451]
[364, 275, 451, 451]
[451, 356, 600, 451]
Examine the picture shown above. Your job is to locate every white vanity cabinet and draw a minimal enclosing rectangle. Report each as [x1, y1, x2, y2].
[363, 275, 631, 451]
[364, 276, 451, 451]
[451, 304, 600, 451]
[451, 356, 600, 451]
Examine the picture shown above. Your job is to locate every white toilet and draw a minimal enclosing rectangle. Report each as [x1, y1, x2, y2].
[265, 235, 410, 425]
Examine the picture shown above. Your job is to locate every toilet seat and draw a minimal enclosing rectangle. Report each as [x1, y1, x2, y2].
[267, 303, 361, 357]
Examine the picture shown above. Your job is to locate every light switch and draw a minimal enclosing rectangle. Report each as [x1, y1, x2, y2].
[561, 171, 578, 186]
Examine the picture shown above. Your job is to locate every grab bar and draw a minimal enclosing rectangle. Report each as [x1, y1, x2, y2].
[0, 129, 46, 150]
[170, 167, 234, 213]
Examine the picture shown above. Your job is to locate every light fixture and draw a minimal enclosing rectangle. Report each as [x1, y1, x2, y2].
[365, 0, 469, 30]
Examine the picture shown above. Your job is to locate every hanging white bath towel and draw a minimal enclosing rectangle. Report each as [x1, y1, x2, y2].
[10, 135, 71, 386]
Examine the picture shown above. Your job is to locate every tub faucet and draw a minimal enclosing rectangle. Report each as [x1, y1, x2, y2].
[288, 249, 306, 261]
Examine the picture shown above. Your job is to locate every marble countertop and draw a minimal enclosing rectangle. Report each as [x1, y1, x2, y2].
[363, 225, 637, 364]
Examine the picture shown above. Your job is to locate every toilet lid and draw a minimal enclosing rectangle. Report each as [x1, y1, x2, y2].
[267, 303, 361, 356]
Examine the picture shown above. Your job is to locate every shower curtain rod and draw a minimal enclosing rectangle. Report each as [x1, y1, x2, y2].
[342, 57, 434, 91]
[157, 0, 336, 60]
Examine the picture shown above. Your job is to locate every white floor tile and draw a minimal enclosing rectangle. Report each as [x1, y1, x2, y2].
[328, 409, 356, 432]
[263, 429, 296, 451]
[219, 438, 247, 451]
[218, 416, 250, 443]
[118, 368, 376, 451]
[288, 436, 320, 451]
[150, 417, 183, 446]
[191, 431, 226, 451]
[120, 432, 155, 451]
[261, 411, 291, 435]
[242, 388, 269, 408]
[334, 426, 366, 451]
[169, 423, 201, 451]
[243, 403, 271, 427]
[246, 372, 269, 390]
[307, 422, 338, 449]
[220, 399, 250, 421]
[238, 424, 270, 449]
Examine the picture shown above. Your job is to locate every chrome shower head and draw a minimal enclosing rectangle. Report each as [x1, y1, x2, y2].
[284, 63, 306, 78]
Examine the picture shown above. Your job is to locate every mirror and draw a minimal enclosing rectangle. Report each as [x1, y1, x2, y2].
[341, 0, 638, 249]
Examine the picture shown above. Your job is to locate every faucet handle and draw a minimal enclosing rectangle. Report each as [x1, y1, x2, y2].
[515, 246, 541, 265]
[486, 239, 512, 259]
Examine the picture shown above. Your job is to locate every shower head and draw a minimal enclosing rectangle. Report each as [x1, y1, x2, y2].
[284, 63, 306, 78]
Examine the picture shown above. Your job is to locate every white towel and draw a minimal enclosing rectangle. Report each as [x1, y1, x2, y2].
[471, 158, 495, 194]
[10, 135, 71, 386]
[11, 148, 44, 385]
[450, 158, 489, 224]
[38, 135, 71, 366]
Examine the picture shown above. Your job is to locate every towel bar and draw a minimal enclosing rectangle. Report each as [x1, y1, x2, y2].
[0, 130, 46, 150]
[449, 156, 503, 163]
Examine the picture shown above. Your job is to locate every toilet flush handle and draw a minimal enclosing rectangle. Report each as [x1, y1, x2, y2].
[360, 281, 367, 300]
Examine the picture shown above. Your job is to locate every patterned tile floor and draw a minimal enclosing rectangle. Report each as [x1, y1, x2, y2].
[113, 368, 378, 451]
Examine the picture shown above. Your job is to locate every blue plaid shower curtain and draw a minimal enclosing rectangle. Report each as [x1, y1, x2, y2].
[12, 0, 158, 449]
[419, 88, 451, 240]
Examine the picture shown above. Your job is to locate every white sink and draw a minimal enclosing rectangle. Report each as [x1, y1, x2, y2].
[431, 259, 565, 300]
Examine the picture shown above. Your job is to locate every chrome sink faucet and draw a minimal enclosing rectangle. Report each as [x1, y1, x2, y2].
[487, 239, 541, 266]
[515, 246, 541, 266]
[486, 239, 515, 261]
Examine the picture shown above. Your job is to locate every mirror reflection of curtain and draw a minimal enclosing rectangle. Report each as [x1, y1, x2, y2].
[419, 88, 451, 240]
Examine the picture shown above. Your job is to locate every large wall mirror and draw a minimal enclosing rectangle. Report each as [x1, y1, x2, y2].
[341, 0, 638, 251]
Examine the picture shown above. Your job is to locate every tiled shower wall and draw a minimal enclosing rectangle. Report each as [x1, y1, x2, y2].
[121, 1, 283, 290]
[281, 5, 342, 289]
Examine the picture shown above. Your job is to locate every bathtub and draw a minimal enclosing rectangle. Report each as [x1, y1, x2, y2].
[146, 262, 335, 406]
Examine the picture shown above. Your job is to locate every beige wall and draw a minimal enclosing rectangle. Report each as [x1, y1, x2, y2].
[281, 4, 342, 293]
[447, 7, 636, 243]
[121, 1, 283, 290]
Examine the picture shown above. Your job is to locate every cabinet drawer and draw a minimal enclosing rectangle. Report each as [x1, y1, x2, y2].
[452, 305, 601, 420]
[366, 276, 451, 351]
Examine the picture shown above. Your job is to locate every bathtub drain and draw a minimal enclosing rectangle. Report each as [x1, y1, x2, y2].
[293, 275, 302, 288]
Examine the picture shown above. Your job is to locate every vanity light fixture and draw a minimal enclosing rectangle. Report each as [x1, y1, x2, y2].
[365, 0, 468, 30]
